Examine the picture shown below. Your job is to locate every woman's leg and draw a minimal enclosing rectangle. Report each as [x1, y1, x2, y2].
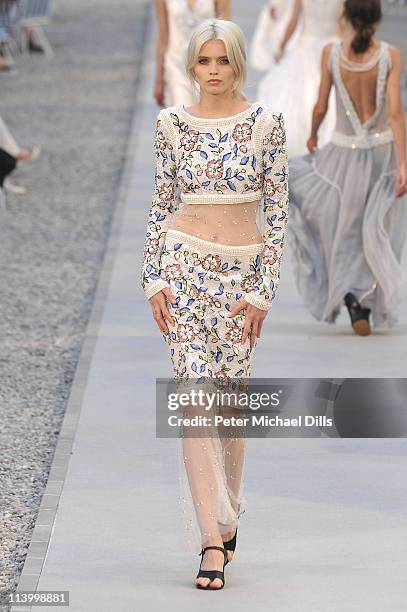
[160, 231, 262, 585]
[163, 322, 227, 587]
[0, 115, 41, 163]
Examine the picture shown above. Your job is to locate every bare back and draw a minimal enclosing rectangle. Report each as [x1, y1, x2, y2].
[329, 38, 394, 147]
[339, 39, 382, 125]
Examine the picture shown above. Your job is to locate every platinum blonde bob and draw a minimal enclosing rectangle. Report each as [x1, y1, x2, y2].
[185, 19, 247, 98]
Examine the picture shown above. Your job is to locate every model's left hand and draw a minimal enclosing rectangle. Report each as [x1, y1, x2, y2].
[228, 299, 268, 349]
[274, 48, 284, 63]
[396, 161, 407, 197]
[307, 135, 318, 154]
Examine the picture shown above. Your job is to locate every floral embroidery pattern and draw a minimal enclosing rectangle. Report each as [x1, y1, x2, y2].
[177, 323, 197, 343]
[157, 182, 174, 203]
[165, 262, 183, 280]
[205, 159, 224, 180]
[140, 106, 289, 311]
[245, 112, 289, 308]
[155, 129, 168, 151]
[241, 273, 261, 293]
[160, 240, 262, 379]
[232, 122, 252, 143]
[141, 113, 178, 297]
[180, 129, 199, 151]
[144, 237, 159, 256]
[262, 245, 279, 265]
[201, 254, 222, 272]
[170, 107, 264, 196]
[264, 124, 286, 147]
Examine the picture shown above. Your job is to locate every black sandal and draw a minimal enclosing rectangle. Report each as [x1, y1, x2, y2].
[344, 292, 371, 336]
[196, 545, 227, 590]
[223, 528, 238, 565]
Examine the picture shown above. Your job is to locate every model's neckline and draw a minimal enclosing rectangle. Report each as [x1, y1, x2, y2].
[339, 40, 383, 71]
[177, 102, 259, 125]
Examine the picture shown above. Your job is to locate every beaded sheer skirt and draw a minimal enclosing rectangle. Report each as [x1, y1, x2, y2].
[160, 224, 264, 551]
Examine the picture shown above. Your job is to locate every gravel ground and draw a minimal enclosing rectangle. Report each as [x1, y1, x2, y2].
[0, 0, 148, 603]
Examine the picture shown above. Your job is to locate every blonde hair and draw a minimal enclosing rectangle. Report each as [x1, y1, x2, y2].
[185, 19, 247, 98]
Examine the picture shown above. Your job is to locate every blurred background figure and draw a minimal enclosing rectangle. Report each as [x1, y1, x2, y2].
[256, 0, 344, 157]
[0, 0, 19, 69]
[250, 0, 299, 73]
[154, 0, 231, 107]
[0, 113, 41, 195]
[288, 0, 407, 336]
[0, 0, 51, 69]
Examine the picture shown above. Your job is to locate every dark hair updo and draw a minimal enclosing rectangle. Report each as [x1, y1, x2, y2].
[343, 0, 382, 54]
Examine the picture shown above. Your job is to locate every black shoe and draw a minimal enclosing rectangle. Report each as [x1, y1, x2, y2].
[196, 545, 227, 590]
[223, 528, 238, 565]
[344, 292, 371, 336]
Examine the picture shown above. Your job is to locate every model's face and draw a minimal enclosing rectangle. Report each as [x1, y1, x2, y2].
[193, 39, 236, 96]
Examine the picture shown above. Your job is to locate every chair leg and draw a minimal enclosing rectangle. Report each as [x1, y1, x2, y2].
[31, 26, 54, 58]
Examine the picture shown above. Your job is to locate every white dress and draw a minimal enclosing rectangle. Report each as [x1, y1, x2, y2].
[163, 0, 216, 107]
[257, 0, 342, 157]
[250, 0, 299, 72]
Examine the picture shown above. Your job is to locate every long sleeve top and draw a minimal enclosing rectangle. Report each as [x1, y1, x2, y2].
[140, 101, 289, 311]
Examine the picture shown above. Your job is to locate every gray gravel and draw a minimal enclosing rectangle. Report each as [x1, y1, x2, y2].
[0, 0, 148, 604]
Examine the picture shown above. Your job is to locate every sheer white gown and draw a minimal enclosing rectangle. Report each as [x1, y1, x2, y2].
[257, 0, 342, 157]
[250, 0, 299, 72]
[162, 0, 216, 107]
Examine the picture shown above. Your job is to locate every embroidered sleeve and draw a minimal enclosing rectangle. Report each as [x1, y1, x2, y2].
[245, 111, 289, 311]
[140, 110, 179, 300]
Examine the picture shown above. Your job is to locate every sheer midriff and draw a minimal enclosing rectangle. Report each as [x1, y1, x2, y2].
[170, 200, 263, 246]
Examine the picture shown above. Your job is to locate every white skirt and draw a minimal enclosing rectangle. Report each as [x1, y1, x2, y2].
[257, 34, 338, 157]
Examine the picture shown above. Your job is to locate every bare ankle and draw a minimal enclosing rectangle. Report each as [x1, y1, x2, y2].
[202, 535, 223, 548]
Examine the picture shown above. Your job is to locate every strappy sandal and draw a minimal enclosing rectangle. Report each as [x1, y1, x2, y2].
[196, 545, 227, 590]
[344, 292, 371, 336]
[223, 528, 238, 565]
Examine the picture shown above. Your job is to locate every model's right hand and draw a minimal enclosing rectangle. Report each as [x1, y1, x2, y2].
[154, 79, 165, 107]
[396, 162, 407, 198]
[149, 287, 177, 333]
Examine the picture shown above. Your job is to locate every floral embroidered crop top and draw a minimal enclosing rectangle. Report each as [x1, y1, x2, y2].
[140, 102, 289, 311]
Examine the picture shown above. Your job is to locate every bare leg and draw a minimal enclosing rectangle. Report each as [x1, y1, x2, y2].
[179, 390, 230, 588]
[220, 435, 245, 561]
